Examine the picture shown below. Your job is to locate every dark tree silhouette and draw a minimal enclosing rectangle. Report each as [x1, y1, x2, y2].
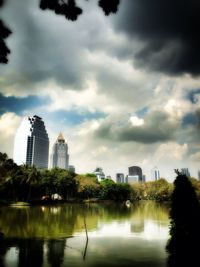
[0, 0, 120, 64]
[0, 0, 11, 64]
[166, 170, 200, 267]
[40, 0, 82, 21]
[98, 0, 120, 15]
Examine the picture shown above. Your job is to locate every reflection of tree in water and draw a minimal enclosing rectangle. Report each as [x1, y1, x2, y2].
[0, 236, 7, 267]
[47, 239, 65, 267]
[17, 239, 44, 267]
[166, 173, 200, 267]
[0, 205, 78, 238]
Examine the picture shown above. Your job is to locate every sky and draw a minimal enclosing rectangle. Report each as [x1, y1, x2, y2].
[0, 0, 200, 181]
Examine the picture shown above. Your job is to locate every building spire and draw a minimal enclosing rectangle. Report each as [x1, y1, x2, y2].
[57, 132, 65, 142]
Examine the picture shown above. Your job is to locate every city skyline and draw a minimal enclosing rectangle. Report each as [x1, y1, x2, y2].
[0, 0, 199, 181]
[11, 114, 198, 181]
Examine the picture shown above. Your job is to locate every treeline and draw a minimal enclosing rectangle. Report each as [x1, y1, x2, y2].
[1, 152, 200, 203]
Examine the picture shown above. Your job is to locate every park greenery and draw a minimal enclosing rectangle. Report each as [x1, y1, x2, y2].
[1, 152, 200, 204]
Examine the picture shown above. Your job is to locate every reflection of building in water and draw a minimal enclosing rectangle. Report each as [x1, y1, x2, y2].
[130, 218, 145, 233]
[47, 239, 66, 267]
[116, 173, 125, 183]
[93, 167, 105, 182]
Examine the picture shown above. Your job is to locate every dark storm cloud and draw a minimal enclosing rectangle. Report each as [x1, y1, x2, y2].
[95, 111, 178, 143]
[0, 93, 49, 115]
[113, 0, 200, 76]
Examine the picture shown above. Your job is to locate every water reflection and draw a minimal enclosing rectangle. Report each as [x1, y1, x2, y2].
[0, 202, 169, 267]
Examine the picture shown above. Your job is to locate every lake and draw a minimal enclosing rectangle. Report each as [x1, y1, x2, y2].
[0, 201, 170, 267]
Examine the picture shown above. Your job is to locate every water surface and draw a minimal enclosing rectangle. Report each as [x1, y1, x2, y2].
[0, 201, 169, 267]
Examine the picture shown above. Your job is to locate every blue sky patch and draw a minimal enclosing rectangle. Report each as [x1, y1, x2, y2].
[182, 112, 198, 128]
[0, 93, 50, 115]
[135, 107, 149, 118]
[186, 89, 200, 104]
[43, 109, 106, 127]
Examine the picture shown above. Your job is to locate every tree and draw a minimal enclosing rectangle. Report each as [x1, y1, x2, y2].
[0, 152, 18, 185]
[166, 171, 200, 267]
[0, 0, 120, 64]
[21, 165, 41, 201]
[0, 0, 11, 64]
[75, 174, 100, 199]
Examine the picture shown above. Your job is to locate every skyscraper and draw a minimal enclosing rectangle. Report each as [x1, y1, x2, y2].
[128, 166, 143, 182]
[93, 167, 105, 182]
[151, 167, 160, 181]
[116, 173, 125, 183]
[51, 133, 69, 169]
[13, 115, 49, 169]
[198, 170, 200, 181]
[181, 168, 190, 177]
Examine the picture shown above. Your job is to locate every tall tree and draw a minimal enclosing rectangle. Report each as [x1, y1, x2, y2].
[167, 170, 200, 267]
[21, 164, 41, 201]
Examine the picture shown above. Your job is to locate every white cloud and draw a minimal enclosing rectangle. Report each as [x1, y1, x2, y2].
[0, 112, 21, 157]
[130, 116, 144, 126]
[190, 152, 200, 162]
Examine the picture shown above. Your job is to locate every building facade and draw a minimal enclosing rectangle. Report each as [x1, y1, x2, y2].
[128, 166, 143, 182]
[51, 133, 69, 170]
[69, 165, 75, 173]
[93, 167, 105, 182]
[181, 168, 190, 177]
[151, 167, 160, 181]
[13, 115, 49, 169]
[116, 173, 125, 183]
[126, 175, 140, 183]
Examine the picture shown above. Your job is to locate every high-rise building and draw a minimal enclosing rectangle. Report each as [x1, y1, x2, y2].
[128, 166, 143, 182]
[69, 165, 75, 173]
[181, 168, 190, 177]
[51, 133, 69, 170]
[198, 170, 200, 181]
[151, 167, 160, 181]
[127, 175, 140, 183]
[13, 115, 49, 169]
[93, 167, 105, 182]
[116, 173, 125, 183]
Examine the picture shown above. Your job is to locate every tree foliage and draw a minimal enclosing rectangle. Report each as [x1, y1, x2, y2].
[166, 172, 200, 267]
[75, 174, 100, 199]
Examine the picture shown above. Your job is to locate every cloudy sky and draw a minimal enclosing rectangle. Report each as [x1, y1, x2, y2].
[0, 0, 200, 181]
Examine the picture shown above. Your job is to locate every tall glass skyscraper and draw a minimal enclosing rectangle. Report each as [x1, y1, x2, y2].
[13, 115, 49, 169]
[151, 167, 160, 181]
[51, 133, 69, 169]
[128, 166, 143, 182]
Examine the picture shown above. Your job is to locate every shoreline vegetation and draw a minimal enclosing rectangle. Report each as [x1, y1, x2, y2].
[1, 152, 200, 206]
